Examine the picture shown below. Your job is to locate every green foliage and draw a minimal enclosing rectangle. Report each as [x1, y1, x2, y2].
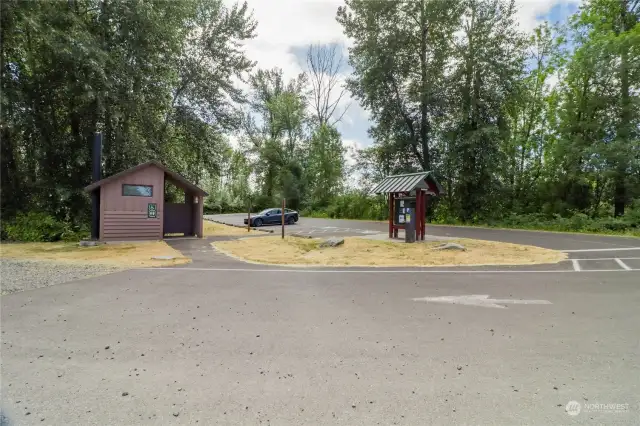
[432, 204, 640, 236]
[304, 192, 387, 221]
[306, 195, 640, 236]
[2, 212, 89, 242]
[221, 64, 349, 213]
[340, 0, 640, 224]
[306, 125, 346, 208]
[4, 0, 638, 242]
[1, 0, 256, 239]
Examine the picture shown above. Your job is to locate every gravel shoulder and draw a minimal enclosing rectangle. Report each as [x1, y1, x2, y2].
[1, 259, 121, 295]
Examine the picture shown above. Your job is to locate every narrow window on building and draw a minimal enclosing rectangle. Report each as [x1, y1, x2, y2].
[122, 184, 153, 197]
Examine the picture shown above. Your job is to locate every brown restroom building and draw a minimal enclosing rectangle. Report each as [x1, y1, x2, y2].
[84, 161, 208, 241]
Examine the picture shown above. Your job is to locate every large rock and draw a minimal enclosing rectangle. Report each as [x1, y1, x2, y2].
[319, 237, 345, 248]
[291, 234, 313, 239]
[433, 242, 466, 251]
[79, 240, 102, 247]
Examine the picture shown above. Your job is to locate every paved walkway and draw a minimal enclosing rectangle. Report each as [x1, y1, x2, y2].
[164, 237, 248, 268]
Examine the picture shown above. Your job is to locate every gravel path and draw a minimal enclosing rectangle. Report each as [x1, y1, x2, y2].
[1, 259, 121, 295]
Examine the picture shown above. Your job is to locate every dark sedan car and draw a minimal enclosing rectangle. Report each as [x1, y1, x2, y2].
[244, 208, 299, 227]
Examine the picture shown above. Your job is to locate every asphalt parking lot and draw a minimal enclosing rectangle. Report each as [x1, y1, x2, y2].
[206, 213, 640, 250]
[206, 213, 640, 270]
[2, 218, 639, 425]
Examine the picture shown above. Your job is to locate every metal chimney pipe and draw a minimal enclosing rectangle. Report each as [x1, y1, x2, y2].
[91, 132, 102, 240]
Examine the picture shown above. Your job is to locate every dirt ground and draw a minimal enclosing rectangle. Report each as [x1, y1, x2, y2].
[212, 236, 566, 267]
[0, 241, 190, 267]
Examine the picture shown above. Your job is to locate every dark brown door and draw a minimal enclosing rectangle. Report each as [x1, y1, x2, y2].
[164, 202, 193, 235]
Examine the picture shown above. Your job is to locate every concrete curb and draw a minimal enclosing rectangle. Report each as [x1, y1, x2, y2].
[205, 218, 274, 234]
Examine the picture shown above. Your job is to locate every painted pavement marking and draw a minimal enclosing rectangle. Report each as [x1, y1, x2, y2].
[136, 267, 638, 274]
[571, 256, 640, 261]
[571, 259, 581, 272]
[614, 258, 632, 271]
[412, 294, 552, 309]
[561, 247, 640, 253]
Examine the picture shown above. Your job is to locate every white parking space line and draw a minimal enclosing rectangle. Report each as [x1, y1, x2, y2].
[140, 267, 638, 274]
[562, 247, 640, 253]
[571, 260, 581, 272]
[571, 257, 640, 261]
[614, 258, 632, 271]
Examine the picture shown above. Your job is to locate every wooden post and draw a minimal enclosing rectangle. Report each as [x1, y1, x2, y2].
[388, 193, 394, 238]
[393, 193, 398, 238]
[196, 196, 204, 238]
[247, 199, 251, 232]
[421, 191, 425, 240]
[422, 192, 428, 240]
[417, 190, 423, 241]
[420, 191, 427, 240]
[281, 198, 285, 239]
[416, 190, 419, 241]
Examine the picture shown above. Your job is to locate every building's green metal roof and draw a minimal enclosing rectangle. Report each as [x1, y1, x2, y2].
[371, 171, 444, 194]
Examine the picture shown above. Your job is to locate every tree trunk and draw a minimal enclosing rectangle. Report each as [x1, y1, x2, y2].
[614, 0, 631, 217]
[419, 0, 430, 170]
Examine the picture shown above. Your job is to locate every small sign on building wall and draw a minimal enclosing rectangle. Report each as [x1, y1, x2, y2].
[148, 203, 157, 218]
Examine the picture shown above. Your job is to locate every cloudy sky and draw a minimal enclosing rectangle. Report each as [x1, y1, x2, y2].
[230, 0, 580, 154]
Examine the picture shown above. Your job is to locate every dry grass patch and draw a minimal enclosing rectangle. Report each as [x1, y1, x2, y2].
[0, 241, 190, 267]
[204, 221, 258, 236]
[213, 236, 566, 267]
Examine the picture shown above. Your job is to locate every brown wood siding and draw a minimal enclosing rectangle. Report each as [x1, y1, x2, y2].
[102, 211, 162, 240]
[100, 165, 164, 240]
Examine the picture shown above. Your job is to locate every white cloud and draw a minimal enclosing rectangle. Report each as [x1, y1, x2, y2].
[246, 0, 345, 46]
[516, 0, 581, 32]
[546, 71, 560, 89]
[227, 133, 241, 149]
[515, 0, 558, 33]
[342, 138, 362, 166]
[227, 0, 348, 81]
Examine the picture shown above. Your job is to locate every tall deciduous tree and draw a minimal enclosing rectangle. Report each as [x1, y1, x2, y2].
[577, 0, 639, 216]
[306, 44, 349, 126]
[1, 0, 256, 224]
[306, 124, 346, 207]
[244, 68, 308, 205]
[447, 0, 527, 220]
[337, 0, 463, 171]
[548, 0, 639, 216]
[502, 23, 562, 211]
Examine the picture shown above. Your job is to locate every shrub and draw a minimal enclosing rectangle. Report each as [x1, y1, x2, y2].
[317, 192, 387, 221]
[2, 212, 88, 242]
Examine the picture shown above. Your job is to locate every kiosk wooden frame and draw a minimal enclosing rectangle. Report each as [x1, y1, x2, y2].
[372, 172, 444, 240]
